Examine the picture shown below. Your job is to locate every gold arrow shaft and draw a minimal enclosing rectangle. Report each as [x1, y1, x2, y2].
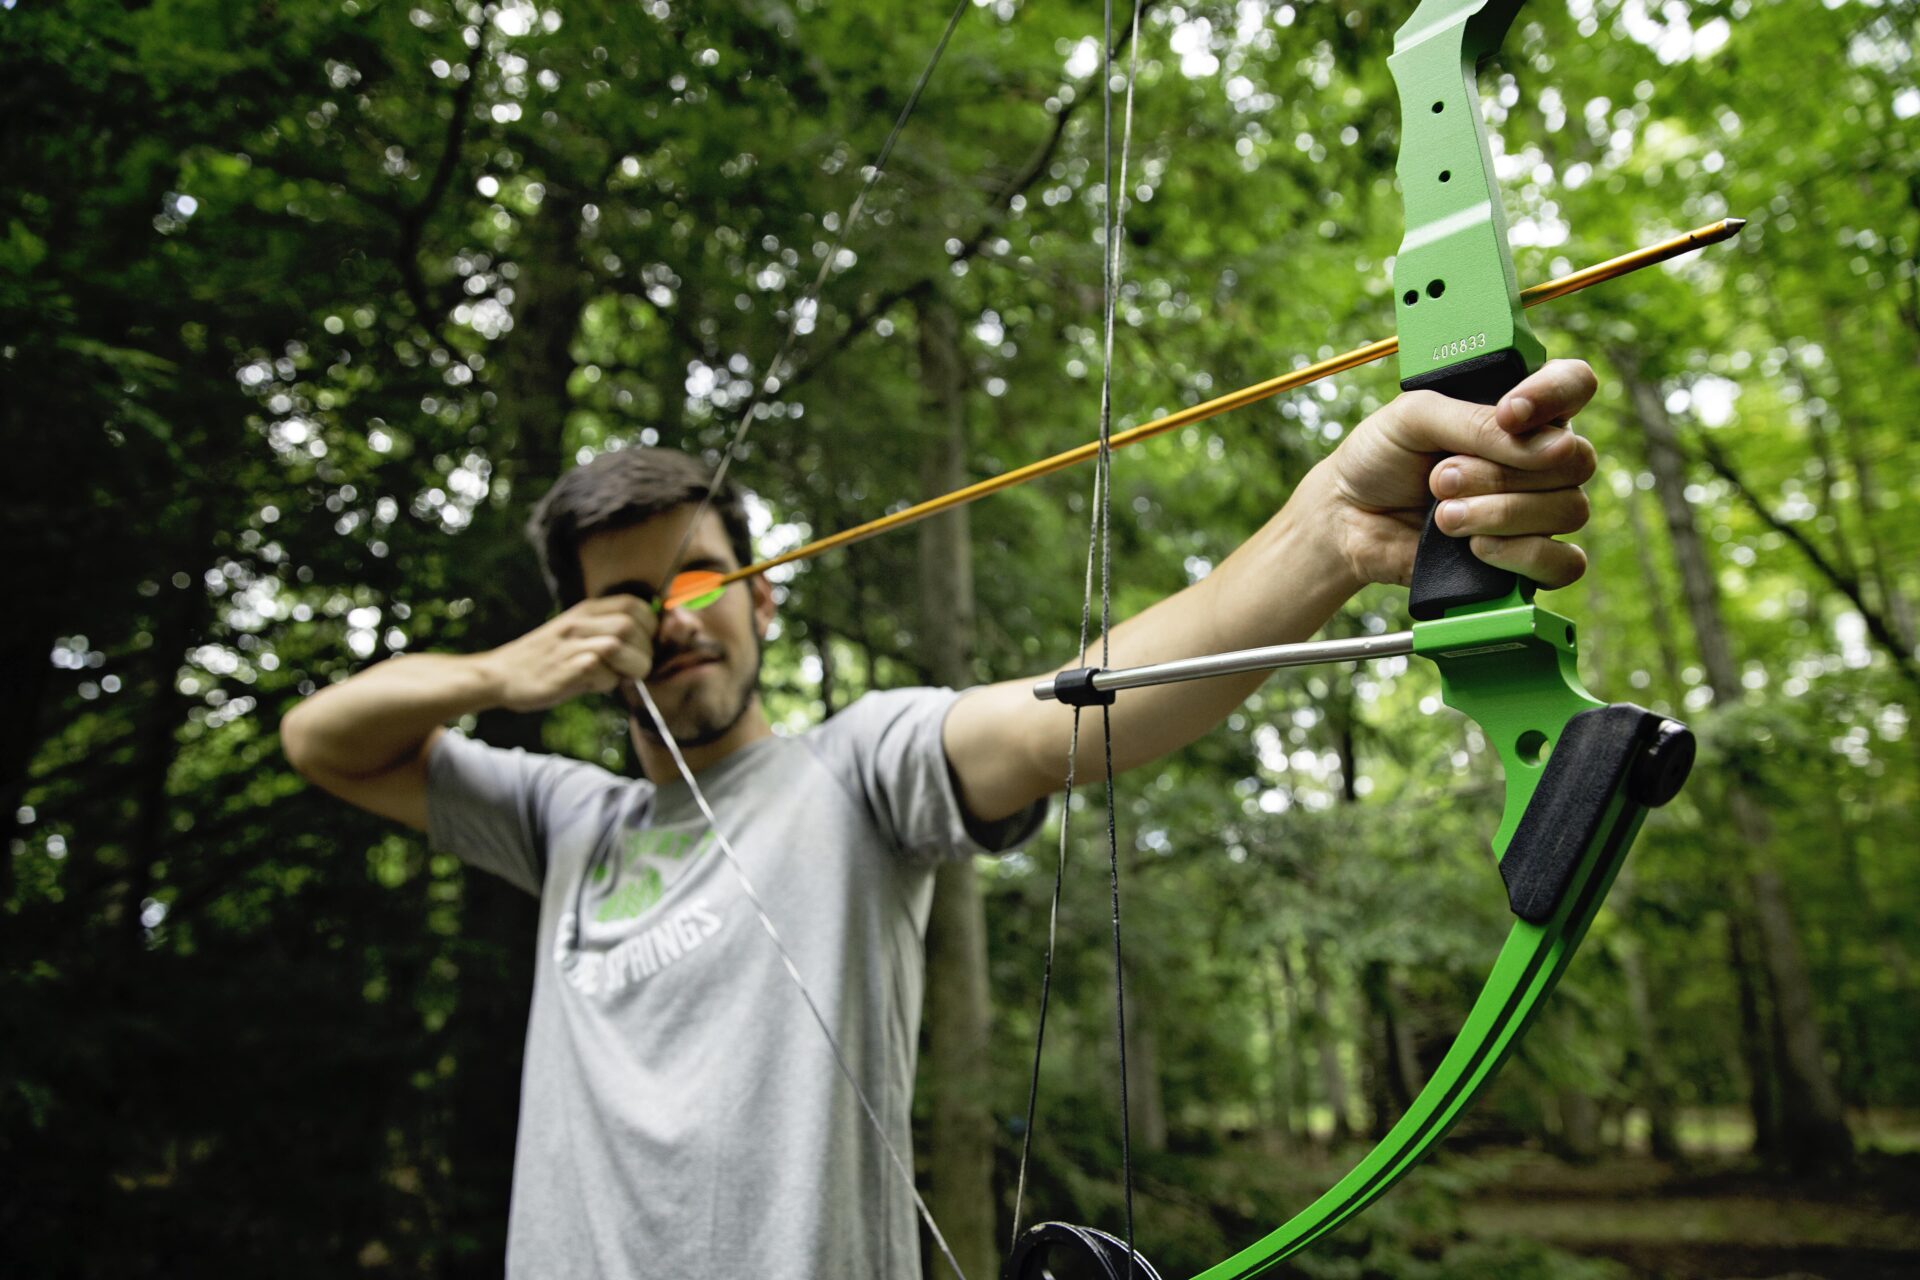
[707, 217, 1744, 591]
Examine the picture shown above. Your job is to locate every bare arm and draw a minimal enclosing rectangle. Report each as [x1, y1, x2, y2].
[943, 472, 1358, 824]
[280, 655, 496, 831]
[280, 595, 657, 830]
[945, 362, 1601, 822]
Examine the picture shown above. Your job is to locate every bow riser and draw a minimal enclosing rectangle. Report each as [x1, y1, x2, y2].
[1416, 603, 1599, 856]
[1391, 0, 1544, 393]
[1393, 0, 1549, 621]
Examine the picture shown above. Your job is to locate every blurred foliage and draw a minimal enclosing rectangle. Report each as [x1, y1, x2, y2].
[2, 0, 1915, 1276]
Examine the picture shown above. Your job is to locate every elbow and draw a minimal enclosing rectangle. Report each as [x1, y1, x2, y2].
[278, 700, 320, 780]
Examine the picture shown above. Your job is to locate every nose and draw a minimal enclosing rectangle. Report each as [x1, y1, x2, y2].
[655, 598, 708, 648]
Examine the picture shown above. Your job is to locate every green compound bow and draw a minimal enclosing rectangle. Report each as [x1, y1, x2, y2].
[1009, 2, 1699, 1276]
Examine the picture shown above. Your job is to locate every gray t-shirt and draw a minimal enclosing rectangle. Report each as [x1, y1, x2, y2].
[426, 687, 1042, 1280]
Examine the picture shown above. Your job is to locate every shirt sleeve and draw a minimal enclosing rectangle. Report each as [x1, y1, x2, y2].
[425, 730, 631, 897]
[804, 687, 1048, 862]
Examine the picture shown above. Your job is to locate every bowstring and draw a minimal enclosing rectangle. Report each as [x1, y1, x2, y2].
[630, 682, 967, 1277]
[632, 6, 976, 1279]
[1099, 1, 1148, 1270]
[1008, 0, 1148, 1269]
[1006, 433, 1099, 1250]
[660, 0, 973, 589]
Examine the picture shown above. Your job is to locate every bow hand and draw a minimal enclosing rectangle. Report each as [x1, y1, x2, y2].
[1317, 358, 1598, 596]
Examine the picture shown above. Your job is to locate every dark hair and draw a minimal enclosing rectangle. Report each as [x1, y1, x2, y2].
[525, 447, 754, 608]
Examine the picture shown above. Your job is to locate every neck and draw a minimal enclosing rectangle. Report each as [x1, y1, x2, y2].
[631, 697, 774, 782]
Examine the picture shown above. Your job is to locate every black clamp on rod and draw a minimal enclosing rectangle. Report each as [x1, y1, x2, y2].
[1051, 667, 1116, 708]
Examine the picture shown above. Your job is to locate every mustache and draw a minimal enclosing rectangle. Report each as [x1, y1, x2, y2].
[609, 644, 728, 716]
[649, 642, 727, 679]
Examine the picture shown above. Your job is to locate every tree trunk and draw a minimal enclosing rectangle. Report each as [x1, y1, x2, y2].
[1306, 944, 1353, 1144]
[1121, 965, 1170, 1154]
[116, 524, 209, 954]
[1280, 946, 1315, 1146]
[913, 294, 997, 1280]
[1551, 1087, 1604, 1163]
[1622, 483, 1686, 696]
[445, 194, 587, 1268]
[816, 620, 839, 714]
[1614, 878, 1682, 1160]
[1618, 354, 1854, 1170]
[1824, 331, 1917, 655]
[1725, 907, 1781, 1157]
[1361, 961, 1419, 1141]
[1258, 953, 1296, 1149]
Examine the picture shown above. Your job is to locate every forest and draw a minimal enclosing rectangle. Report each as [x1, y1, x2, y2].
[3, 0, 1916, 1277]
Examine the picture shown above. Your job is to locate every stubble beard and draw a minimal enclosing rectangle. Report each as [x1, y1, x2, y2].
[628, 638, 763, 750]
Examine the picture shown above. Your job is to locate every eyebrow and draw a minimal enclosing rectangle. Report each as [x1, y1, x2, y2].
[592, 557, 731, 601]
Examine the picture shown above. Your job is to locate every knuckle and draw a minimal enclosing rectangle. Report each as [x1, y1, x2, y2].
[1388, 390, 1449, 443]
[1476, 458, 1517, 495]
[1468, 401, 1504, 443]
[1568, 434, 1599, 482]
[1401, 388, 1450, 420]
[1475, 458, 1514, 495]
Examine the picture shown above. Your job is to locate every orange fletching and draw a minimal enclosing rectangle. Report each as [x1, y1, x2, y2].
[661, 570, 727, 612]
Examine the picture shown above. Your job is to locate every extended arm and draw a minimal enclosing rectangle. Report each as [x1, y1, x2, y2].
[944, 361, 1598, 823]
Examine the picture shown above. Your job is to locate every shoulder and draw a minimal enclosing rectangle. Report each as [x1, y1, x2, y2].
[804, 687, 958, 756]
[431, 730, 649, 827]
[801, 686, 1046, 859]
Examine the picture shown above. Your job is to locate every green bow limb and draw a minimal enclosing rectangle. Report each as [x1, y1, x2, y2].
[1192, 3, 1696, 1274]
[1012, 4, 1697, 1278]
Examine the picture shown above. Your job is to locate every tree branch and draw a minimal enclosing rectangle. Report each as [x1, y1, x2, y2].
[395, 39, 487, 325]
[780, 0, 1160, 393]
[1688, 431, 1920, 695]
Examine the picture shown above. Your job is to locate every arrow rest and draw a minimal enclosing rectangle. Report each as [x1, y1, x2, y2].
[1053, 666, 1119, 708]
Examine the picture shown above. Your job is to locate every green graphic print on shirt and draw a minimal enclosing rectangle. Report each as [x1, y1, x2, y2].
[591, 828, 715, 924]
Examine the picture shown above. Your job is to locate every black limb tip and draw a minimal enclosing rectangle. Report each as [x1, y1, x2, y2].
[1004, 1222, 1164, 1280]
[1627, 718, 1696, 808]
[1500, 704, 1696, 924]
[1053, 667, 1116, 708]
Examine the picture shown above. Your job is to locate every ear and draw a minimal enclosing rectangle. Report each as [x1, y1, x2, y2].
[748, 573, 776, 639]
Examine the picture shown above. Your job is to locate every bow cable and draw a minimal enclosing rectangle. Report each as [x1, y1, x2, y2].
[1008, 0, 1149, 1270]
[659, 0, 974, 587]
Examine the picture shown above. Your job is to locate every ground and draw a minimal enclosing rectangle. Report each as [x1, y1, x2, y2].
[1459, 1150, 1920, 1280]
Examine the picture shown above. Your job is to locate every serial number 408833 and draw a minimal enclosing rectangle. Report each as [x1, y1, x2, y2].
[1432, 332, 1489, 362]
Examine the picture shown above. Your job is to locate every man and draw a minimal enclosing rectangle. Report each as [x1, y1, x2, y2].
[279, 362, 1599, 1277]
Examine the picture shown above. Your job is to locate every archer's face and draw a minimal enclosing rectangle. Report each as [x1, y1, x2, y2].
[577, 506, 775, 752]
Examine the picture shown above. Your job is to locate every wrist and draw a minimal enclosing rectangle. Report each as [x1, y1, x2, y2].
[1194, 467, 1367, 649]
[459, 649, 513, 712]
[1270, 461, 1369, 603]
